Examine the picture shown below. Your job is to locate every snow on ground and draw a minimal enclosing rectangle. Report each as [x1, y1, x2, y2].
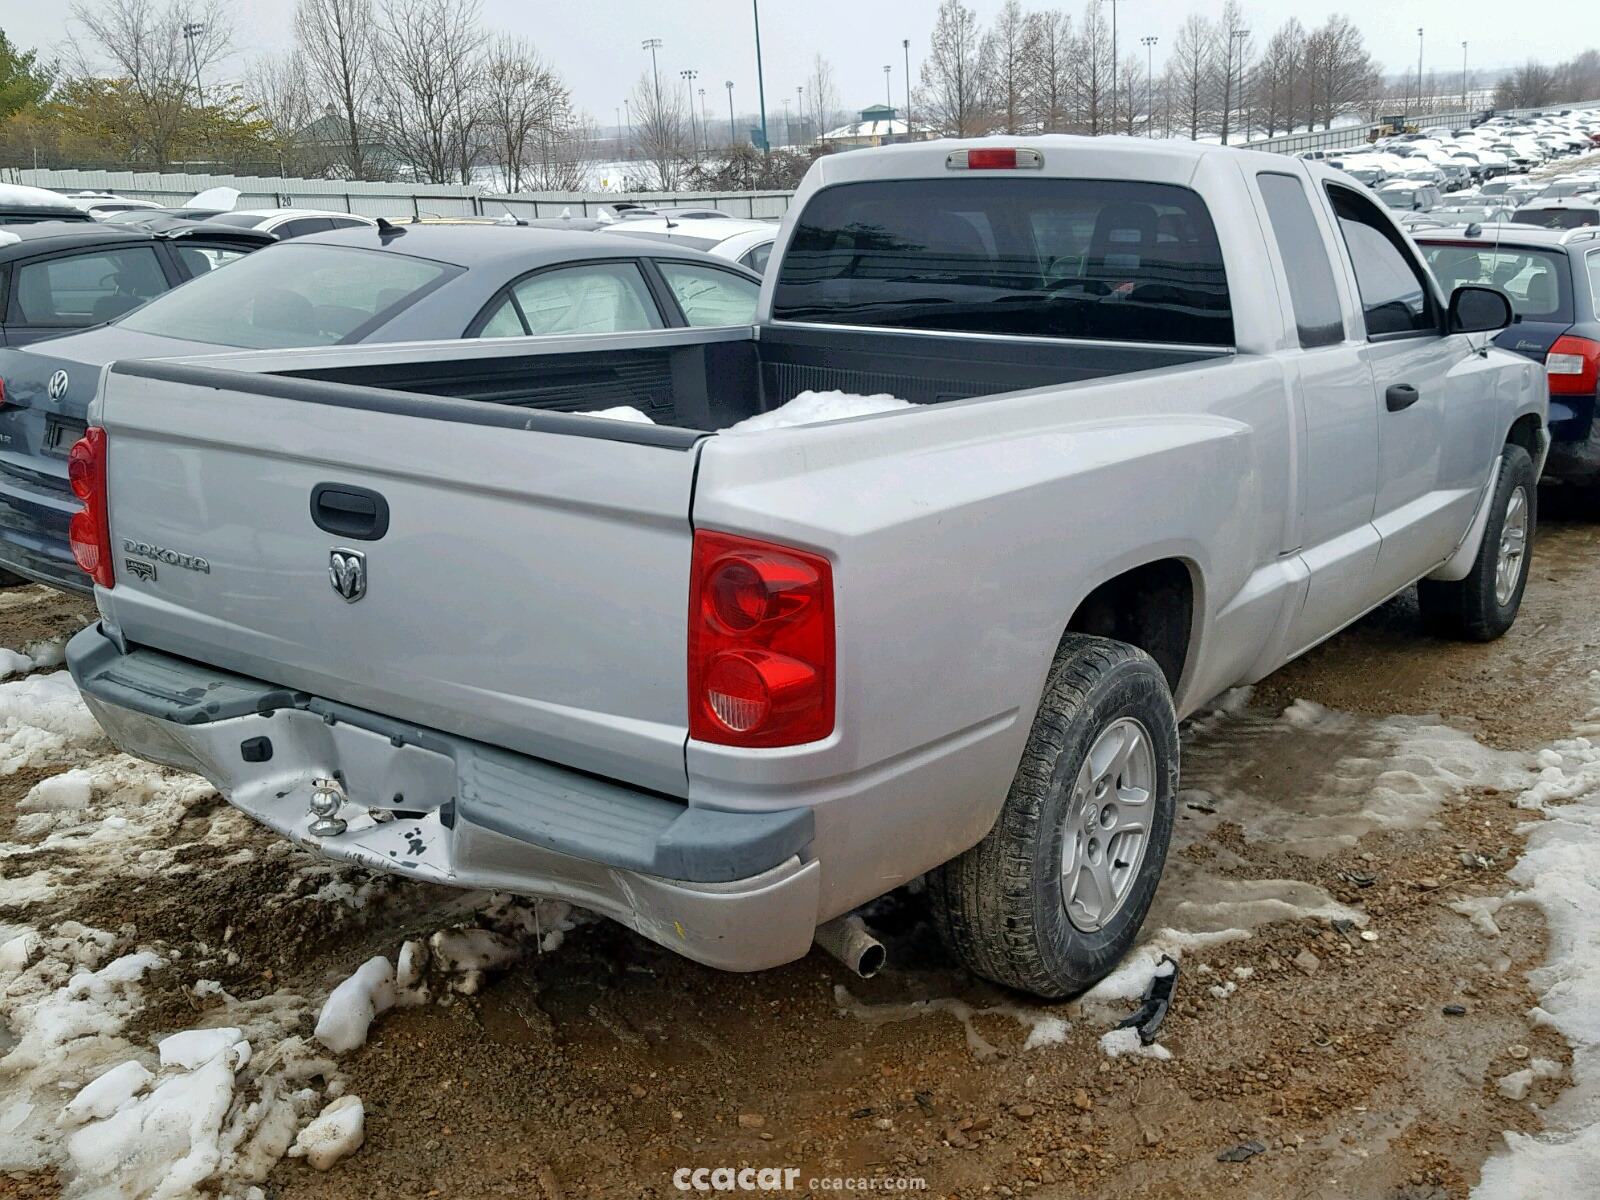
[1473, 673, 1600, 1196]
[725, 390, 915, 433]
[0, 665, 579, 1196]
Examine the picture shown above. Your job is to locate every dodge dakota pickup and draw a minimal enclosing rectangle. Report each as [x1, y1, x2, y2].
[64, 137, 1544, 998]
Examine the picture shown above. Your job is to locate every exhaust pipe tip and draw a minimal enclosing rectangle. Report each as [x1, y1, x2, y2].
[814, 914, 885, 978]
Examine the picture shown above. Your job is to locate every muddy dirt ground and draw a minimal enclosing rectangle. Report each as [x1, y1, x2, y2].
[4, 496, 1600, 1200]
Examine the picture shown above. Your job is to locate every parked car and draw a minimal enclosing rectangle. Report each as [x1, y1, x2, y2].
[103, 207, 377, 239]
[180, 208, 380, 239]
[1418, 225, 1600, 487]
[0, 219, 270, 347]
[1376, 181, 1444, 212]
[0, 184, 94, 226]
[65, 191, 166, 219]
[604, 215, 779, 274]
[1510, 199, 1600, 230]
[64, 138, 1541, 998]
[0, 224, 761, 590]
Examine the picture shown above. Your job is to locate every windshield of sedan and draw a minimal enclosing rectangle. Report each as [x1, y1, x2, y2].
[1420, 242, 1573, 322]
[118, 243, 458, 347]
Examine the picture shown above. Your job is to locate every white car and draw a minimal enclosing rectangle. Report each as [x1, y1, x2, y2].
[200, 209, 379, 239]
[66, 191, 167, 219]
[602, 215, 779, 275]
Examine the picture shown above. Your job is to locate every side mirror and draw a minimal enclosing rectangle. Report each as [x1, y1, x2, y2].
[1449, 285, 1513, 334]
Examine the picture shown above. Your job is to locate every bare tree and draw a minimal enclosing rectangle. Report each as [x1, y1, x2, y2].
[1496, 61, 1559, 109]
[1559, 50, 1600, 103]
[981, 0, 1033, 135]
[1212, 1, 1253, 144]
[371, 0, 488, 184]
[1024, 8, 1074, 132]
[1306, 16, 1376, 132]
[629, 70, 689, 189]
[1076, 0, 1113, 135]
[1165, 14, 1213, 140]
[805, 54, 841, 142]
[917, 0, 988, 137]
[296, 0, 379, 179]
[248, 50, 320, 174]
[481, 35, 569, 191]
[1254, 19, 1306, 137]
[65, 0, 233, 166]
[524, 111, 597, 192]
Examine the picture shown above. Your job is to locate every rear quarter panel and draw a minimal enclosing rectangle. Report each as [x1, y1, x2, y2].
[690, 355, 1291, 917]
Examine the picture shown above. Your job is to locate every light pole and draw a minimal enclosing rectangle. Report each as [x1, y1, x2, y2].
[1141, 36, 1157, 137]
[681, 69, 699, 158]
[1461, 41, 1469, 111]
[797, 85, 804, 145]
[642, 38, 663, 105]
[884, 64, 892, 109]
[726, 81, 736, 147]
[700, 87, 708, 153]
[1416, 28, 1425, 116]
[782, 98, 791, 147]
[182, 21, 205, 107]
[615, 106, 622, 158]
[903, 39, 912, 140]
[623, 98, 632, 159]
[751, 1, 769, 154]
[1110, 0, 1119, 132]
[1233, 29, 1250, 141]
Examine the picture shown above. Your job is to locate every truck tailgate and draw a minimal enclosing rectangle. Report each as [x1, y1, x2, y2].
[93, 360, 702, 796]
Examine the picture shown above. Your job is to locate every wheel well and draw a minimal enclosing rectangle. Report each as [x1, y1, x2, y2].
[1506, 414, 1542, 463]
[1063, 559, 1194, 692]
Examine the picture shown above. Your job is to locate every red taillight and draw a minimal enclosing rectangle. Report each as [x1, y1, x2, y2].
[0, 376, 6, 408]
[1548, 335, 1600, 396]
[67, 428, 113, 589]
[688, 531, 834, 747]
[946, 147, 1044, 171]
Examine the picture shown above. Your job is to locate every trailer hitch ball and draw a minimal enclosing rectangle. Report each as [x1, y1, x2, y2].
[308, 777, 349, 837]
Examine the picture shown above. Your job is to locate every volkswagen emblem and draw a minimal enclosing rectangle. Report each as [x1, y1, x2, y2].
[47, 370, 69, 401]
[328, 549, 366, 603]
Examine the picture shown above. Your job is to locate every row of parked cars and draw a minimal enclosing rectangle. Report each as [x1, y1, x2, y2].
[1301, 111, 1600, 230]
[0, 180, 780, 588]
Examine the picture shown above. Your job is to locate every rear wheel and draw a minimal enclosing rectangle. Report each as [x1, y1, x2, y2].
[928, 635, 1178, 999]
[1418, 444, 1535, 642]
[0, 569, 29, 588]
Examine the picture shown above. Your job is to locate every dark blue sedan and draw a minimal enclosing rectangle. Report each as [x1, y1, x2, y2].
[1419, 225, 1600, 486]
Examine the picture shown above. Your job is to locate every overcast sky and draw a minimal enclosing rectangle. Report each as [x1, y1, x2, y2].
[5, 0, 1588, 125]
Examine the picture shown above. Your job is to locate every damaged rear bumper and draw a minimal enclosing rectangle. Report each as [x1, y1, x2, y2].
[67, 623, 822, 971]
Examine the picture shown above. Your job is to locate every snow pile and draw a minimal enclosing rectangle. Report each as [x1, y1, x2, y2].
[0, 638, 67, 680]
[314, 957, 398, 1053]
[1098, 1027, 1173, 1061]
[0, 671, 108, 776]
[586, 406, 655, 424]
[725, 390, 915, 433]
[1474, 686, 1600, 1197]
[289, 1095, 364, 1170]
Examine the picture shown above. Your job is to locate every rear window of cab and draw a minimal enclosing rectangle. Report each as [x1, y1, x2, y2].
[772, 177, 1233, 346]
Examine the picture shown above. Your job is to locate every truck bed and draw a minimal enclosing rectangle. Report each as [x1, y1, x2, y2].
[164, 325, 1231, 434]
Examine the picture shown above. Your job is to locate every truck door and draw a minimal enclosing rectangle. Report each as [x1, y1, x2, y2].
[1324, 183, 1492, 599]
[1252, 171, 1383, 656]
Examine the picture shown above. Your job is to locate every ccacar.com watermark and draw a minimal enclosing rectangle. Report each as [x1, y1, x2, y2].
[672, 1167, 927, 1192]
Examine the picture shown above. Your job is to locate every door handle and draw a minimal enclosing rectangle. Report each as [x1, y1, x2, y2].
[1385, 383, 1421, 413]
[310, 482, 390, 541]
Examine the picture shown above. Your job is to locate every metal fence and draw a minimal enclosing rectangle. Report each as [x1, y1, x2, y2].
[10, 102, 1600, 217]
[2, 167, 795, 220]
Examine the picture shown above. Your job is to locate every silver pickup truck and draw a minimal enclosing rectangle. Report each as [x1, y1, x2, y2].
[64, 138, 1544, 998]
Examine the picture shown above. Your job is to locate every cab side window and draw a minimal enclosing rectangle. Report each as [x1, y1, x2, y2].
[1326, 184, 1440, 338]
[1256, 173, 1345, 348]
